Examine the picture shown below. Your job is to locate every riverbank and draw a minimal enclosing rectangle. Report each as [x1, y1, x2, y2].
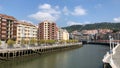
[0, 43, 82, 60]
[0, 44, 109, 68]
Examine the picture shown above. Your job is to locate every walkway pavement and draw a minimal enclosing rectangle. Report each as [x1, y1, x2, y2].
[112, 44, 120, 68]
[0, 43, 82, 53]
[103, 44, 120, 68]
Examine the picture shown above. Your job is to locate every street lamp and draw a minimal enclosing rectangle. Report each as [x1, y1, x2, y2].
[109, 35, 112, 51]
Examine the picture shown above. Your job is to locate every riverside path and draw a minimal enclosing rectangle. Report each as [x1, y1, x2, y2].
[0, 43, 82, 59]
[103, 43, 120, 68]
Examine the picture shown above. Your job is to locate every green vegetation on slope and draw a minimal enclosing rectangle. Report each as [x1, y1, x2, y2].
[63, 22, 120, 32]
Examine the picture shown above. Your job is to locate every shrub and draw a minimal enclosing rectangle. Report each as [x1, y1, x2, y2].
[30, 38, 37, 45]
[0, 40, 1, 45]
[7, 39, 15, 46]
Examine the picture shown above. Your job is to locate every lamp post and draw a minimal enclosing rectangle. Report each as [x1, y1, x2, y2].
[109, 35, 112, 51]
[109, 35, 112, 62]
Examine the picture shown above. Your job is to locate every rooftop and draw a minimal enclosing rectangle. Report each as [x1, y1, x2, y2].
[0, 14, 16, 20]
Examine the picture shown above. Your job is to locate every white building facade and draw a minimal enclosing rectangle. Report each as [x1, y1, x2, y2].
[16, 21, 37, 44]
[57, 28, 69, 41]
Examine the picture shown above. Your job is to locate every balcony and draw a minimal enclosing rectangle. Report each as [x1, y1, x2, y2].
[1, 31, 6, 33]
[1, 35, 6, 37]
[2, 23, 7, 25]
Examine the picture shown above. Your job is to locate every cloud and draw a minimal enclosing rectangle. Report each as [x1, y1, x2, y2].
[72, 6, 87, 16]
[29, 4, 87, 23]
[67, 21, 83, 26]
[67, 21, 90, 26]
[39, 3, 51, 9]
[20, 20, 33, 24]
[62, 6, 87, 16]
[63, 6, 70, 15]
[29, 3, 61, 22]
[113, 17, 120, 22]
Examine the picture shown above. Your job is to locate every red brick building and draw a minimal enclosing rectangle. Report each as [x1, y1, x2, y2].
[38, 20, 58, 40]
[0, 14, 17, 42]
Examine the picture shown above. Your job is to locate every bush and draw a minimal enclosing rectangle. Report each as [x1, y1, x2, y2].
[46, 40, 56, 45]
[7, 39, 15, 47]
[38, 40, 56, 45]
[30, 38, 37, 45]
[39, 39, 45, 44]
[59, 40, 66, 44]
[0, 40, 1, 45]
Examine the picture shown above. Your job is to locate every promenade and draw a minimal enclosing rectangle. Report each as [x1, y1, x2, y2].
[103, 43, 120, 68]
[0, 43, 82, 59]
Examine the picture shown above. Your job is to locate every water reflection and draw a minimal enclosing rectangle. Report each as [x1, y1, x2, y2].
[0, 44, 109, 68]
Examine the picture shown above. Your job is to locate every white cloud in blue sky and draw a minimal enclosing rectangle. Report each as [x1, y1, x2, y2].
[63, 6, 70, 15]
[29, 3, 61, 22]
[29, 3, 87, 22]
[67, 21, 82, 26]
[113, 17, 120, 22]
[72, 6, 87, 16]
[62, 6, 87, 16]
[1, 0, 120, 26]
[67, 21, 90, 26]
[20, 20, 33, 24]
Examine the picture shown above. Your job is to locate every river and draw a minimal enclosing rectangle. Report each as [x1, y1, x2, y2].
[0, 44, 109, 68]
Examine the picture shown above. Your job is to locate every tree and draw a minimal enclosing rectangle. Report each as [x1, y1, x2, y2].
[21, 39, 25, 45]
[21, 39, 29, 45]
[59, 40, 66, 44]
[7, 39, 15, 47]
[25, 40, 29, 44]
[30, 38, 37, 45]
[38, 40, 56, 45]
[0, 40, 1, 45]
[39, 39, 45, 44]
[112, 28, 119, 33]
[46, 40, 56, 45]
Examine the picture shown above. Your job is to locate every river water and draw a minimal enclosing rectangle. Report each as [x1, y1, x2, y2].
[0, 44, 109, 68]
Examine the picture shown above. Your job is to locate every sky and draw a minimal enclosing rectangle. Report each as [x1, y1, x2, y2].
[0, 0, 120, 27]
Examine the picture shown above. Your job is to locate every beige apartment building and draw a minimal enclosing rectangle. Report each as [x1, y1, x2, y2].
[16, 21, 37, 44]
[57, 28, 69, 41]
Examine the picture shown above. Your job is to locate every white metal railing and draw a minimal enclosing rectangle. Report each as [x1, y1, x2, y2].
[103, 51, 110, 63]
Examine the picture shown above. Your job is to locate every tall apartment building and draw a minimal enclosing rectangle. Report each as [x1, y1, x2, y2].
[38, 20, 58, 40]
[57, 28, 69, 41]
[0, 14, 17, 42]
[16, 21, 37, 44]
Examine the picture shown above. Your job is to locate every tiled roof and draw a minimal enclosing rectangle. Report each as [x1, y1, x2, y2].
[0, 14, 16, 20]
[16, 21, 36, 27]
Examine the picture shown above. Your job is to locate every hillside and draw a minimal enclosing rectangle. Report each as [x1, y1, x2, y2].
[63, 22, 120, 32]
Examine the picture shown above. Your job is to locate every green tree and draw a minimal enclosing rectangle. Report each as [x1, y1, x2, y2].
[30, 38, 37, 45]
[39, 39, 45, 44]
[21, 39, 25, 45]
[21, 39, 29, 45]
[7, 39, 15, 47]
[25, 40, 29, 44]
[0, 40, 1, 45]
[47, 40, 56, 45]
[38, 40, 56, 45]
[59, 40, 66, 44]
